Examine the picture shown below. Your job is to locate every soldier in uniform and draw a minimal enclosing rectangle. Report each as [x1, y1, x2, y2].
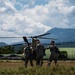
[24, 43, 33, 68]
[48, 41, 60, 66]
[35, 40, 45, 66]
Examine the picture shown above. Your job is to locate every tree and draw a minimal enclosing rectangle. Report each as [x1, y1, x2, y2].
[0, 46, 15, 54]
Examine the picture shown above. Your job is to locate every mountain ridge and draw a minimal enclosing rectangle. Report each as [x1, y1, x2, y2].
[0, 42, 8, 46]
[45, 28, 75, 43]
[0, 28, 75, 47]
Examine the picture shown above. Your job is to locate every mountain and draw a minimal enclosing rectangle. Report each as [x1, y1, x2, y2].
[5, 28, 75, 48]
[10, 28, 75, 45]
[44, 28, 75, 43]
[0, 42, 8, 46]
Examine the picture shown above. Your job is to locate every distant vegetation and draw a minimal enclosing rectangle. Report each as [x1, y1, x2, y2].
[57, 41, 75, 47]
[0, 46, 15, 54]
[0, 46, 23, 54]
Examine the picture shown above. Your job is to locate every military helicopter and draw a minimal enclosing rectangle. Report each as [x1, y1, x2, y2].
[0, 33, 56, 59]
[0, 33, 67, 60]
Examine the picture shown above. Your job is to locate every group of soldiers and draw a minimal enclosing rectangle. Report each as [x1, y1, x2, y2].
[24, 40, 60, 68]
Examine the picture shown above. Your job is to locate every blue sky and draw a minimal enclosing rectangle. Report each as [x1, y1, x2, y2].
[0, 0, 75, 44]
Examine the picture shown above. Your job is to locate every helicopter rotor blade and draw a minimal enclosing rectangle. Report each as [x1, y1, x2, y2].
[0, 33, 50, 38]
[38, 37, 58, 40]
[36, 33, 50, 37]
[28, 33, 50, 38]
[0, 37, 22, 38]
[10, 43, 26, 46]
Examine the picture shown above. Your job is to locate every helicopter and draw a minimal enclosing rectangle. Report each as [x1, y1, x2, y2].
[0, 33, 56, 59]
[0, 33, 67, 60]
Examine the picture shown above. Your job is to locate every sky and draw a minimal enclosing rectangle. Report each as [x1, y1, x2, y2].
[0, 0, 75, 44]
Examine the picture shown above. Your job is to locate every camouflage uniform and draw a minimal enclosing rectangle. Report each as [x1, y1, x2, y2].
[48, 45, 60, 66]
[24, 45, 33, 68]
[35, 44, 45, 66]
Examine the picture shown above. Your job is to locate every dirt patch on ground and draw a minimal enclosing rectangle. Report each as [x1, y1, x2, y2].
[0, 60, 75, 68]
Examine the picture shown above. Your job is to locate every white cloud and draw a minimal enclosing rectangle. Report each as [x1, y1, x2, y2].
[0, 0, 17, 13]
[21, 0, 75, 28]
[4, 1, 17, 12]
[0, 7, 7, 12]
[1, 13, 50, 35]
[0, 0, 75, 44]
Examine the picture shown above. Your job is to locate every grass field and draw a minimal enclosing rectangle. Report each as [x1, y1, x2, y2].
[44, 48, 75, 59]
[0, 60, 75, 75]
[0, 47, 75, 75]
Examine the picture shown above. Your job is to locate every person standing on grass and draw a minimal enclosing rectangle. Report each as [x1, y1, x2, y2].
[35, 40, 45, 66]
[48, 41, 60, 66]
[24, 43, 33, 68]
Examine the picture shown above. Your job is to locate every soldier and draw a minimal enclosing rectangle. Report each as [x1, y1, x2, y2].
[48, 41, 60, 66]
[24, 43, 33, 68]
[35, 40, 45, 66]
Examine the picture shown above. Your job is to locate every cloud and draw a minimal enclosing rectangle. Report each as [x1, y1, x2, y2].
[0, 7, 7, 12]
[69, 0, 75, 5]
[0, 0, 75, 44]
[66, 6, 75, 27]
[0, 0, 50, 34]
[22, 0, 75, 28]
[1, 13, 50, 35]
[0, 0, 17, 13]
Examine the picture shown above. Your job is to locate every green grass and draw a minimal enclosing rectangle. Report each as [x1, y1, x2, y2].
[0, 65, 75, 75]
[59, 48, 75, 59]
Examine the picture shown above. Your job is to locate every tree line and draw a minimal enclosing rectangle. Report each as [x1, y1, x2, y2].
[0, 46, 23, 54]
